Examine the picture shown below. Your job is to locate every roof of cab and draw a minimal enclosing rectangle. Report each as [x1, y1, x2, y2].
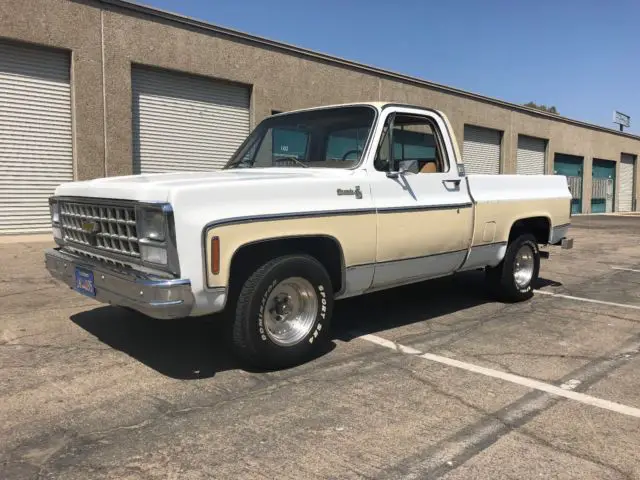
[270, 101, 438, 115]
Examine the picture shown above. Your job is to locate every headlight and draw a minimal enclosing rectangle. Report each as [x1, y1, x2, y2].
[135, 203, 179, 274]
[138, 208, 166, 241]
[50, 200, 60, 224]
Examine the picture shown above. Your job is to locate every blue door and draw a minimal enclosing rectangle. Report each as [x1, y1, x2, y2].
[591, 159, 616, 213]
[554, 153, 583, 214]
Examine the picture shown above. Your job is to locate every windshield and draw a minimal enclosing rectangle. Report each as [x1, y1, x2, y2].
[224, 105, 376, 169]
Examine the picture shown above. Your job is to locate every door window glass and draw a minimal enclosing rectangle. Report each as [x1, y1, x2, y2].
[375, 114, 445, 173]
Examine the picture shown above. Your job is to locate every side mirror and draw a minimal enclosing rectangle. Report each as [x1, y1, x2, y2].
[386, 165, 413, 179]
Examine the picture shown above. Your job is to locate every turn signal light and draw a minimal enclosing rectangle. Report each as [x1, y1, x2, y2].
[210, 236, 220, 275]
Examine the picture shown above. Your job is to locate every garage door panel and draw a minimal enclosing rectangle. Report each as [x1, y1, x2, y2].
[618, 154, 635, 212]
[0, 40, 73, 234]
[462, 125, 501, 175]
[0, 61, 69, 83]
[0, 89, 72, 105]
[135, 106, 250, 130]
[516, 135, 546, 175]
[135, 75, 249, 107]
[132, 66, 250, 174]
[136, 90, 248, 110]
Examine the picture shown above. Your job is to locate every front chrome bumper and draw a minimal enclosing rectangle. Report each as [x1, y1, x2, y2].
[44, 248, 194, 319]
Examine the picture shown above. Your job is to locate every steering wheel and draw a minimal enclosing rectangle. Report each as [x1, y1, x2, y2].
[341, 149, 362, 161]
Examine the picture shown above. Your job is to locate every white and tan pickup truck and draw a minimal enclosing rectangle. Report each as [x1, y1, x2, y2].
[45, 102, 573, 368]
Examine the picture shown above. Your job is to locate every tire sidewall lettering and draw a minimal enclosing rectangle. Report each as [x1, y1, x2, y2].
[307, 281, 328, 343]
[257, 278, 278, 341]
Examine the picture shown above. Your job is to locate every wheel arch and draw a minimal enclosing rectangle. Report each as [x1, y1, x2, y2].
[227, 234, 346, 297]
[508, 215, 552, 245]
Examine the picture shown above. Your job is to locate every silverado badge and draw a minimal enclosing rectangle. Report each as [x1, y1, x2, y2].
[336, 185, 362, 199]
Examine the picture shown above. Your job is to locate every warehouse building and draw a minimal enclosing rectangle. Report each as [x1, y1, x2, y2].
[1, 0, 639, 234]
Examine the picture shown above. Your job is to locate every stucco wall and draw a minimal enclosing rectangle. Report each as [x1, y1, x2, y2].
[1, 0, 639, 212]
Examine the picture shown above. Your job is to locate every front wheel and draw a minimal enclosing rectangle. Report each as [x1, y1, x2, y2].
[231, 254, 333, 370]
[486, 233, 540, 302]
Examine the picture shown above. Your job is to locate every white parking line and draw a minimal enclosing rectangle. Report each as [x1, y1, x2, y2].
[611, 266, 640, 273]
[535, 290, 640, 311]
[359, 333, 640, 419]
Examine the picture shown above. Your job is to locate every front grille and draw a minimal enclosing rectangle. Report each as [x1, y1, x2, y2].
[67, 246, 135, 270]
[59, 200, 140, 258]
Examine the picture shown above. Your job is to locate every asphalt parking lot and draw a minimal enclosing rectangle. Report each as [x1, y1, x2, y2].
[1, 214, 639, 479]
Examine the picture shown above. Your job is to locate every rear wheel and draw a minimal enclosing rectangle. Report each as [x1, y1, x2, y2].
[231, 254, 333, 370]
[486, 233, 540, 302]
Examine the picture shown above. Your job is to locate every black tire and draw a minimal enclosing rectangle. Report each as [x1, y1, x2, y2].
[231, 254, 333, 370]
[485, 233, 540, 302]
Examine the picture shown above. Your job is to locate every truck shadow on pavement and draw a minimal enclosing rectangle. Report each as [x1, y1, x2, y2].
[70, 307, 337, 380]
[70, 271, 561, 379]
[332, 273, 561, 342]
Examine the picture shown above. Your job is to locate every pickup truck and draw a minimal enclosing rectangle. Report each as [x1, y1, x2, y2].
[45, 102, 574, 369]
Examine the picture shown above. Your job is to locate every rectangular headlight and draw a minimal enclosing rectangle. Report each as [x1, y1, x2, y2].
[138, 208, 166, 241]
[50, 200, 60, 224]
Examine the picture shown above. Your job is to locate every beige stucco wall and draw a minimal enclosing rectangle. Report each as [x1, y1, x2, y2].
[1, 0, 639, 212]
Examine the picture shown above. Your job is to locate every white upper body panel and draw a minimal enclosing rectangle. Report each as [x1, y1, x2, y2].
[54, 168, 362, 203]
[465, 174, 572, 203]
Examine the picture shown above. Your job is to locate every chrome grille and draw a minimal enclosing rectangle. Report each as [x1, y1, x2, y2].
[67, 246, 135, 270]
[59, 200, 140, 258]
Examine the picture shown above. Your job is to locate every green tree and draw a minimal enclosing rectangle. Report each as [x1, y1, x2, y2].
[524, 101, 558, 114]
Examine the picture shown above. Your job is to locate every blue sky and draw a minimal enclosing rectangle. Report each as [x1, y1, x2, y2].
[141, 0, 639, 134]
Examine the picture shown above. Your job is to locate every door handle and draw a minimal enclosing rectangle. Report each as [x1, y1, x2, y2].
[443, 179, 461, 187]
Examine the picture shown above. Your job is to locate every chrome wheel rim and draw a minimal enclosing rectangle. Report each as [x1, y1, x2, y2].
[263, 277, 318, 347]
[514, 244, 535, 288]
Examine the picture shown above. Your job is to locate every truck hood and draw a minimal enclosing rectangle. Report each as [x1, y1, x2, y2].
[54, 168, 355, 202]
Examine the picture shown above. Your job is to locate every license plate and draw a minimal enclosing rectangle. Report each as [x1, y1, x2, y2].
[75, 267, 96, 297]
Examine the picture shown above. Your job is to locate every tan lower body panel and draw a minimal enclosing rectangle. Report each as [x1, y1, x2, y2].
[472, 198, 571, 247]
[204, 214, 377, 288]
[204, 198, 570, 290]
[375, 207, 473, 262]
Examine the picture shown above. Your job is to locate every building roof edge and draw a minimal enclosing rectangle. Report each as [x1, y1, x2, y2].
[99, 0, 640, 142]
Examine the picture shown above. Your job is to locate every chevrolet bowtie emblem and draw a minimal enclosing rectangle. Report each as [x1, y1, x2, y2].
[81, 221, 100, 234]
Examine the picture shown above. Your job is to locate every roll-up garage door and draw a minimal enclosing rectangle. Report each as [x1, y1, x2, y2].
[516, 135, 546, 175]
[0, 40, 73, 234]
[132, 66, 250, 174]
[462, 125, 501, 174]
[618, 154, 636, 212]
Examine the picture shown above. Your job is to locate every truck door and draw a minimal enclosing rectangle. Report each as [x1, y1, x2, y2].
[368, 106, 474, 289]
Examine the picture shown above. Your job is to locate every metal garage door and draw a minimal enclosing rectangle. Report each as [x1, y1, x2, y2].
[516, 135, 546, 175]
[462, 125, 501, 174]
[591, 158, 616, 213]
[618, 154, 636, 212]
[132, 66, 250, 174]
[554, 153, 583, 215]
[0, 40, 73, 234]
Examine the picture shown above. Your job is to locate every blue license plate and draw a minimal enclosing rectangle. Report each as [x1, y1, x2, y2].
[75, 267, 96, 297]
